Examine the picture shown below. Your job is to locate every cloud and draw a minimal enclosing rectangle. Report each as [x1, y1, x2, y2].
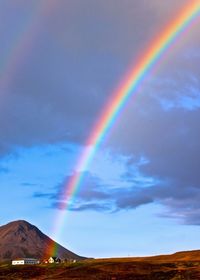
[0, 167, 9, 174]
[21, 182, 38, 187]
[0, 0, 199, 155]
[53, 202, 111, 212]
[33, 192, 52, 198]
[30, 145, 200, 226]
[49, 147, 200, 226]
[33, 162, 158, 212]
[1, 0, 200, 226]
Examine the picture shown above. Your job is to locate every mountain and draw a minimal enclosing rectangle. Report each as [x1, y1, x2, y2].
[0, 220, 84, 261]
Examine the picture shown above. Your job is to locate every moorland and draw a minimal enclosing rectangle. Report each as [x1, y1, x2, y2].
[2, 253, 200, 280]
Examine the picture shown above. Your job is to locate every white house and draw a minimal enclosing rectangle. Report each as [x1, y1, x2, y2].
[48, 256, 61, 264]
[12, 258, 39, 265]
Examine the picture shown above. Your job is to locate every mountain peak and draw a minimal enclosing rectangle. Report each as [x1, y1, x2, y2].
[2, 220, 36, 231]
[1, 219, 31, 227]
[0, 220, 84, 261]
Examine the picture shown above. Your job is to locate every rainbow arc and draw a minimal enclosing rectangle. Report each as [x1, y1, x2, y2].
[47, 2, 200, 256]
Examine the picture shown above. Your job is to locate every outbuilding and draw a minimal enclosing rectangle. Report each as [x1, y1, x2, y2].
[12, 258, 39, 265]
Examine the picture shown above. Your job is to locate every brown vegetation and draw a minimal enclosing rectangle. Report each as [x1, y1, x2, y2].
[1, 256, 200, 279]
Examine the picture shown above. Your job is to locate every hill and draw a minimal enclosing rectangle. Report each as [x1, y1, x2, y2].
[1, 256, 200, 279]
[0, 220, 84, 261]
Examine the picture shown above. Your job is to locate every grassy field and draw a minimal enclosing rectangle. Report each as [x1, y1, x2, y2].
[1, 257, 200, 279]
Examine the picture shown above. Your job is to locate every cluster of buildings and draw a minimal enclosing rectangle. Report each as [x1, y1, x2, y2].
[12, 258, 40, 265]
[12, 256, 77, 265]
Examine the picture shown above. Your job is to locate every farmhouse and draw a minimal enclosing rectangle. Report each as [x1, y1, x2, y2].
[12, 258, 39, 265]
[48, 256, 61, 264]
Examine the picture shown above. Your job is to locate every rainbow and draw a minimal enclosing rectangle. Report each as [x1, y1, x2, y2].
[50, 2, 200, 256]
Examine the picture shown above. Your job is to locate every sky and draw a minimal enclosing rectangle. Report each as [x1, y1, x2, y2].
[0, 0, 200, 258]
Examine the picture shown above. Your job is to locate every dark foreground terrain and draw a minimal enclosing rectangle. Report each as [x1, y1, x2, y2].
[2, 256, 200, 280]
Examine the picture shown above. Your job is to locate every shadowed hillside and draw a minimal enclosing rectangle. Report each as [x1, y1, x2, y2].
[0, 220, 84, 261]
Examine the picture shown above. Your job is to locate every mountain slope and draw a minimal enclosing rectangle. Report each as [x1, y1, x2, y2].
[0, 220, 84, 261]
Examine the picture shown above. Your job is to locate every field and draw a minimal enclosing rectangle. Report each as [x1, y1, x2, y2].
[1, 256, 200, 280]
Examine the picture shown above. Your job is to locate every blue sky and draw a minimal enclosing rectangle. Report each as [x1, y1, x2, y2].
[1, 0, 200, 258]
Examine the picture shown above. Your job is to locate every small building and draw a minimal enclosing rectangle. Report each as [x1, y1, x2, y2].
[12, 258, 39, 265]
[48, 256, 61, 264]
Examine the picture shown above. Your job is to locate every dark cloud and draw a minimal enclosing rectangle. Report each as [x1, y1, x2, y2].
[32, 156, 200, 226]
[0, 0, 196, 155]
[115, 191, 154, 210]
[57, 202, 110, 212]
[33, 172, 113, 211]
[32, 168, 156, 212]
[105, 73, 200, 223]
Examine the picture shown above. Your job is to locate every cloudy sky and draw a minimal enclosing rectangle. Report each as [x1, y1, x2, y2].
[1, 0, 200, 258]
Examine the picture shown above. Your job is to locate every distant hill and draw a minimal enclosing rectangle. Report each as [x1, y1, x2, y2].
[104, 250, 200, 263]
[142, 249, 200, 262]
[0, 220, 84, 261]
